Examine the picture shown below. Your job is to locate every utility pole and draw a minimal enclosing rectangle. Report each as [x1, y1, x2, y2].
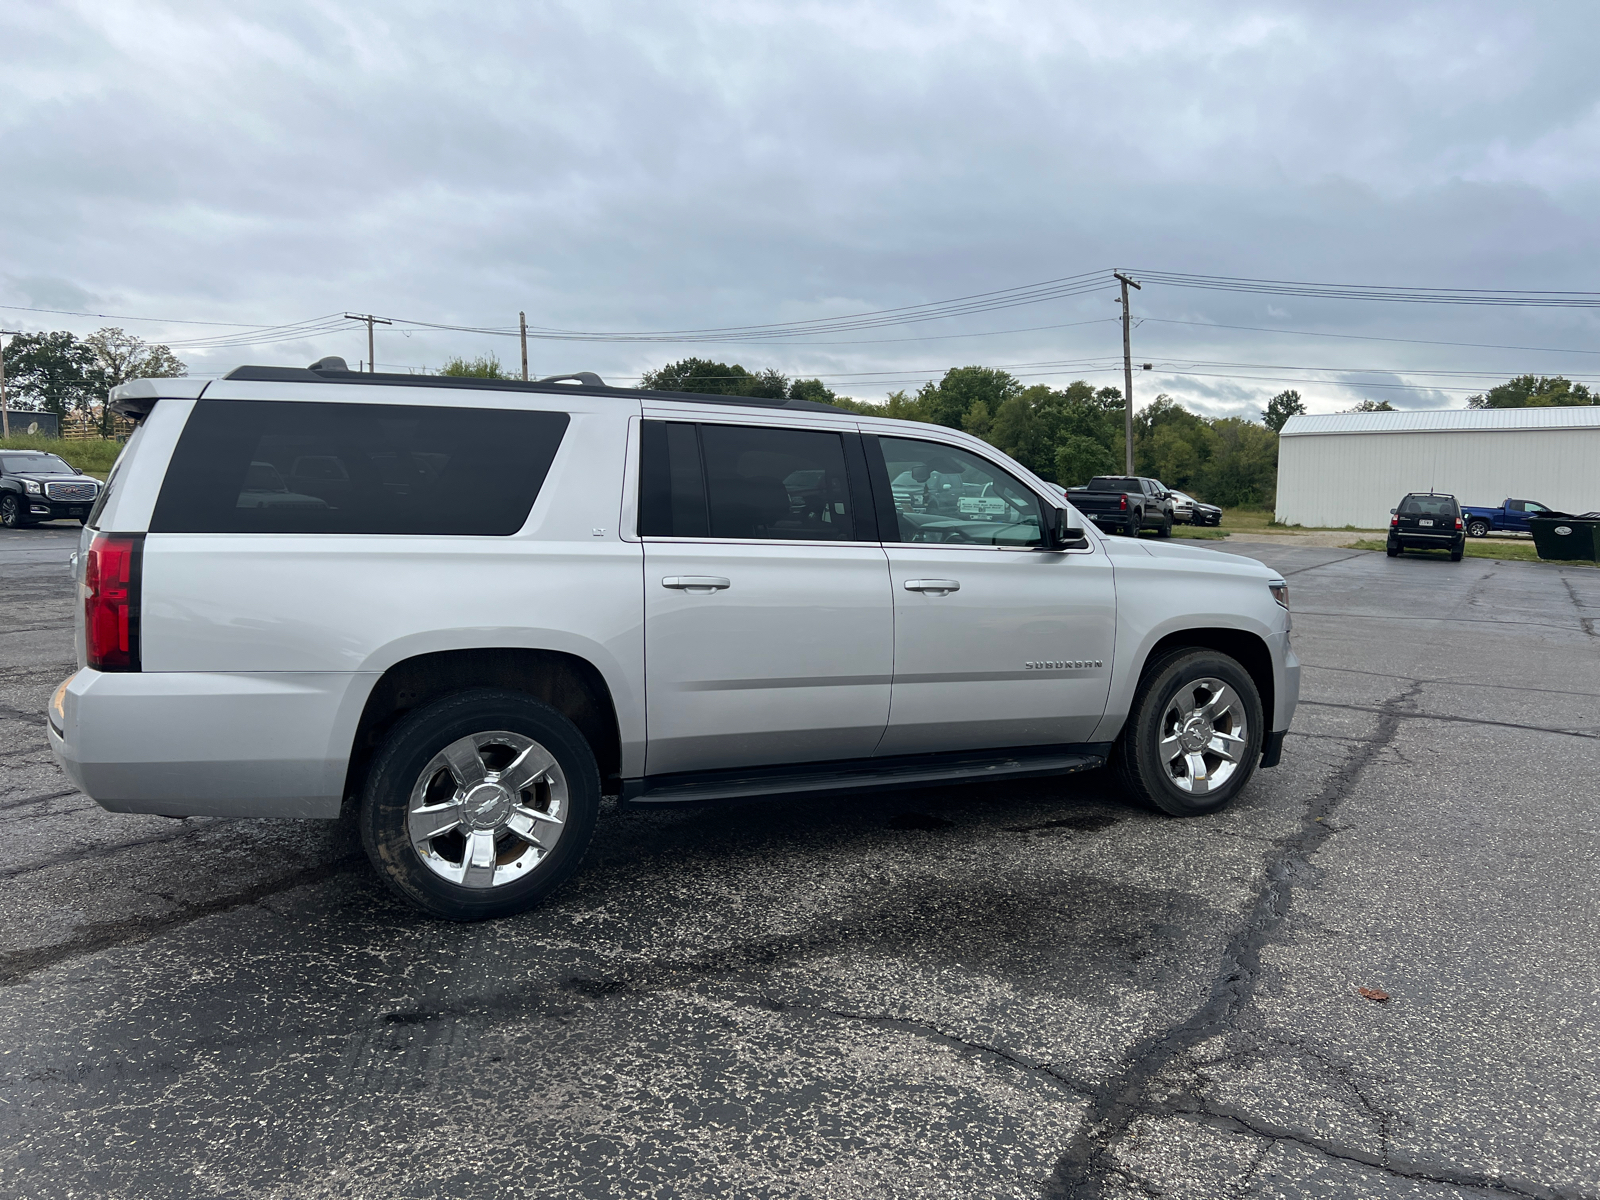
[344, 313, 392, 374]
[519, 312, 529, 381]
[1113, 272, 1142, 475]
[0, 329, 21, 440]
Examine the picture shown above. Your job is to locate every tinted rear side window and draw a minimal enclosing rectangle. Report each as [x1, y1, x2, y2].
[151, 400, 568, 535]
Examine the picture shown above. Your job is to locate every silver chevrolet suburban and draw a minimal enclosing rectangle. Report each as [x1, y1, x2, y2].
[49, 361, 1298, 920]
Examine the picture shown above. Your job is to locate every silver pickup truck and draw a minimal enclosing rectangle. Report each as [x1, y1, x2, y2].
[50, 362, 1298, 920]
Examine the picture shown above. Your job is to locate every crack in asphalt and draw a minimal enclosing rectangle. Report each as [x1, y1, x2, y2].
[0, 827, 206, 881]
[1297, 699, 1598, 740]
[1300, 661, 1600, 700]
[749, 993, 1097, 1099]
[1042, 681, 1425, 1199]
[1189, 1109, 1565, 1199]
[0, 788, 80, 813]
[0, 855, 364, 986]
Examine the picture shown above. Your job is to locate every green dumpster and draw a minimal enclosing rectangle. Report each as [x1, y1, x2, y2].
[1529, 514, 1600, 562]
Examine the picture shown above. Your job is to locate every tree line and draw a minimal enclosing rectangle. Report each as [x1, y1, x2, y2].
[2, 328, 186, 435]
[639, 358, 1284, 507]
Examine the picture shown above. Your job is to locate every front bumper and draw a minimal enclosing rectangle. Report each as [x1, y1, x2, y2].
[48, 667, 372, 819]
[25, 499, 94, 521]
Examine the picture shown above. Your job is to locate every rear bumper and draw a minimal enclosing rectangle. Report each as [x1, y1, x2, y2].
[48, 668, 373, 819]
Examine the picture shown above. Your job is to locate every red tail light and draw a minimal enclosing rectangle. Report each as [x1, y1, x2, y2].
[1455, 518, 1463, 530]
[1390, 515, 1399, 527]
[1119, 494, 1128, 511]
[84, 533, 143, 672]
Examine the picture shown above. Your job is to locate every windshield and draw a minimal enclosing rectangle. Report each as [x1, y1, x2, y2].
[1, 454, 74, 474]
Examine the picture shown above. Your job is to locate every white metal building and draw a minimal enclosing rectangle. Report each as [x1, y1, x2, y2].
[1275, 406, 1600, 528]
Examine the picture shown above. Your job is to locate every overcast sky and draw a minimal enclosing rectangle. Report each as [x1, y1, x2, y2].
[5, 0, 1600, 416]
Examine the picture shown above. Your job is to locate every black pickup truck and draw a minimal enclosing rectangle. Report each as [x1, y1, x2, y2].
[1066, 475, 1175, 538]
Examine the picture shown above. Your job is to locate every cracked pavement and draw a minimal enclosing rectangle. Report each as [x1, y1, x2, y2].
[1, 524, 1597, 1199]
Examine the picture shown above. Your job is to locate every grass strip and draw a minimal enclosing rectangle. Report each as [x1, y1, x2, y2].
[0, 435, 122, 478]
[1342, 537, 1597, 567]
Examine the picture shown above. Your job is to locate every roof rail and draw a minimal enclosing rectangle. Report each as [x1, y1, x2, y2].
[215, 364, 847, 413]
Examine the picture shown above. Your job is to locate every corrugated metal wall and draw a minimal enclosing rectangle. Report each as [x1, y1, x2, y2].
[1276, 428, 1600, 527]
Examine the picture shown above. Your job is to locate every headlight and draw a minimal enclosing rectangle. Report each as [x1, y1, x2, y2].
[1269, 581, 1289, 609]
[24, 479, 42, 494]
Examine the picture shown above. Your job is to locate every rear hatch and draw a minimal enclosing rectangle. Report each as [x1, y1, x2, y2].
[1395, 495, 1459, 541]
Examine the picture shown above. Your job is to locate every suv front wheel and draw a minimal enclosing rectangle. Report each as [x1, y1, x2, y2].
[0, 495, 29, 529]
[1115, 649, 1264, 816]
[360, 689, 601, 921]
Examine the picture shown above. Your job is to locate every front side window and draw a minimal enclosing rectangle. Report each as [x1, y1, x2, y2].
[639, 420, 858, 541]
[151, 399, 568, 535]
[1523, 500, 1548, 514]
[878, 436, 1044, 546]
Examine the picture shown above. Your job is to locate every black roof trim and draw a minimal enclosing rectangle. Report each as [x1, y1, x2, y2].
[220, 365, 845, 414]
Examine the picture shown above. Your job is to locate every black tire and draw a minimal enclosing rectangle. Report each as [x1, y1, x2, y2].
[1156, 513, 1173, 538]
[1450, 542, 1464, 562]
[0, 494, 27, 529]
[1385, 540, 1400, 558]
[1124, 512, 1140, 538]
[1467, 520, 1489, 538]
[359, 688, 601, 921]
[1114, 649, 1264, 817]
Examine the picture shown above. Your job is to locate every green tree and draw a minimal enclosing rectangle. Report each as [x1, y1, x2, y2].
[1467, 374, 1596, 408]
[84, 328, 186, 433]
[1054, 433, 1118, 487]
[641, 357, 787, 398]
[439, 353, 512, 379]
[1, 331, 100, 418]
[913, 366, 1019, 430]
[1132, 394, 1214, 489]
[1345, 399, 1396, 412]
[1261, 389, 1307, 433]
[1197, 418, 1279, 507]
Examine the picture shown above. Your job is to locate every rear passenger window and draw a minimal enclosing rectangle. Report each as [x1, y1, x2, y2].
[638, 420, 858, 541]
[150, 400, 568, 535]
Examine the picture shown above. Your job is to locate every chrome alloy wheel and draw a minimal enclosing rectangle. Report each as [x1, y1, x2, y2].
[1158, 677, 1249, 796]
[407, 731, 567, 888]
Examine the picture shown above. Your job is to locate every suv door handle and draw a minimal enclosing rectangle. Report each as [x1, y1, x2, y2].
[662, 576, 731, 593]
[904, 578, 960, 594]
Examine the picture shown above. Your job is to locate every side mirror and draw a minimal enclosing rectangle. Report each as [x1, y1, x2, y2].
[1039, 507, 1087, 550]
[75, 466, 84, 475]
[1390, 508, 1397, 515]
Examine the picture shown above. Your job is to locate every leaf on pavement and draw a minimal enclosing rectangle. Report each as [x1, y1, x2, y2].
[1357, 987, 1390, 1003]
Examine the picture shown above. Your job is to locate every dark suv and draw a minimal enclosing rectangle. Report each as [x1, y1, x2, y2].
[1387, 492, 1465, 561]
[0, 450, 102, 528]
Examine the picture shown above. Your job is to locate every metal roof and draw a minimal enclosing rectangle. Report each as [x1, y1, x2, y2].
[1280, 406, 1600, 436]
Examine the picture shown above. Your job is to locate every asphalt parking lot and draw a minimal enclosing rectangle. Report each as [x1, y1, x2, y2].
[1, 524, 1597, 1200]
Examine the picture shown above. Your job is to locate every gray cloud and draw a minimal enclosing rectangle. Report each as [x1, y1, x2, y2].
[3, 0, 1599, 412]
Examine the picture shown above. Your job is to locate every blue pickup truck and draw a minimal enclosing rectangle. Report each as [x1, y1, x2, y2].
[1459, 498, 1557, 538]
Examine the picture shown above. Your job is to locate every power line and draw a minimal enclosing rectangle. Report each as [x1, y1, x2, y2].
[1139, 316, 1600, 357]
[1130, 269, 1600, 308]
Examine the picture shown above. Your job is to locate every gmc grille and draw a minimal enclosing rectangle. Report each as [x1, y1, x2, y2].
[46, 482, 98, 502]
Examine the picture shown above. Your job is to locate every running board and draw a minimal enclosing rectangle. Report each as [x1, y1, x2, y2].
[621, 744, 1112, 806]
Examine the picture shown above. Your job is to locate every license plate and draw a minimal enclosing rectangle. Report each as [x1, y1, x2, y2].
[1419, 519, 1433, 526]
[70, 507, 86, 516]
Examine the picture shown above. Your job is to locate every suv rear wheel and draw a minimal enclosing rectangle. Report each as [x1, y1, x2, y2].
[1115, 649, 1264, 816]
[359, 688, 601, 921]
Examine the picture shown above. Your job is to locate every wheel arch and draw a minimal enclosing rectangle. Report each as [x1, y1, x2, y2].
[1131, 627, 1275, 736]
[342, 648, 624, 805]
